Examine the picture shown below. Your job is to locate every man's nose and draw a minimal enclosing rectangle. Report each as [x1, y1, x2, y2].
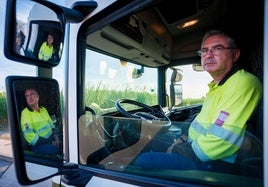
[205, 49, 214, 56]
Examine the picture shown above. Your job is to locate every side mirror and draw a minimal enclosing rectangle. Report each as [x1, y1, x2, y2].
[4, 0, 65, 67]
[132, 66, 144, 79]
[169, 68, 183, 107]
[5, 76, 64, 184]
[170, 68, 183, 82]
[170, 83, 183, 107]
[4, 0, 97, 67]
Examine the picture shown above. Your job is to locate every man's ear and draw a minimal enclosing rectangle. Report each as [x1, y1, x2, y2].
[233, 49, 240, 62]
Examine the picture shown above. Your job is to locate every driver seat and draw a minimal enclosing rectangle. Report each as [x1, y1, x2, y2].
[234, 99, 263, 178]
[235, 131, 263, 178]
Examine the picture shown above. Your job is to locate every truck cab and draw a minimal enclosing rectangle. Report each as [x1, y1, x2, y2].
[1, 0, 266, 186]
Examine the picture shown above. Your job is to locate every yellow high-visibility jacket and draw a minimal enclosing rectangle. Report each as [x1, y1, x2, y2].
[38, 42, 54, 61]
[21, 106, 54, 146]
[188, 69, 262, 163]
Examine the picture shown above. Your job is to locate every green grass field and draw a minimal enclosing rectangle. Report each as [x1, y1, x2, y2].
[0, 89, 204, 130]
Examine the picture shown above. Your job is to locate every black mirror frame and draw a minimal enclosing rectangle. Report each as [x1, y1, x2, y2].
[4, 0, 66, 68]
[5, 76, 62, 185]
[4, 0, 97, 68]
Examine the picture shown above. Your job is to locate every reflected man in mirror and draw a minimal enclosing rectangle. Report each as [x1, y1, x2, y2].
[15, 31, 25, 56]
[38, 33, 54, 61]
[20, 88, 60, 155]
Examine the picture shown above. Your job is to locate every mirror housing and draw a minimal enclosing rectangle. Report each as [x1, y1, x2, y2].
[170, 83, 183, 107]
[170, 67, 183, 82]
[132, 66, 144, 79]
[5, 76, 64, 184]
[170, 68, 183, 107]
[4, 0, 97, 68]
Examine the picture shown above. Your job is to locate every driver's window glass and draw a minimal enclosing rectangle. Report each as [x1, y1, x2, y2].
[79, 114, 263, 183]
[85, 49, 157, 115]
[78, 115, 169, 166]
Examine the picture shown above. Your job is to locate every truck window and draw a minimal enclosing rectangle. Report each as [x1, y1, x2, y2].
[2, 0, 265, 186]
[85, 49, 158, 115]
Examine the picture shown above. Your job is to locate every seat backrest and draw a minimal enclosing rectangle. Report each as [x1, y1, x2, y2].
[247, 98, 263, 143]
[235, 97, 263, 178]
[254, 99, 263, 142]
[235, 131, 263, 178]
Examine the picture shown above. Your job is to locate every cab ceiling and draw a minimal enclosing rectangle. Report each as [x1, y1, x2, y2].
[86, 0, 225, 67]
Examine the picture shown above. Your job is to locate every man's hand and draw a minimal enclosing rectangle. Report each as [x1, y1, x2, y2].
[52, 134, 61, 147]
[166, 134, 187, 153]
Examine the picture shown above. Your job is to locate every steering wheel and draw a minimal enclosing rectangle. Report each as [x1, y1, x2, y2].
[115, 99, 171, 127]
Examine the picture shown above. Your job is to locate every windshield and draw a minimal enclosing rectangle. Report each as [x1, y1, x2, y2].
[85, 49, 158, 115]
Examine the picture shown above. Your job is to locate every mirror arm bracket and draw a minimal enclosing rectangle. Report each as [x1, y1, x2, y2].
[33, 0, 98, 23]
[72, 1, 98, 18]
[60, 163, 93, 186]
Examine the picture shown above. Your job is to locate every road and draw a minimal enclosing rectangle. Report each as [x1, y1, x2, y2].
[0, 133, 13, 181]
[0, 133, 52, 186]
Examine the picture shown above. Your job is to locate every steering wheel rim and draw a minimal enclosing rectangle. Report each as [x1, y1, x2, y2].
[115, 99, 171, 128]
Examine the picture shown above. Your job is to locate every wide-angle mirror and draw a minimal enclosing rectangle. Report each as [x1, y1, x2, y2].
[4, 0, 64, 67]
[5, 76, 64, 183]
[170, 83, 183, 107]
[169, 68, 183, 107]
[15, 0, 64, 66]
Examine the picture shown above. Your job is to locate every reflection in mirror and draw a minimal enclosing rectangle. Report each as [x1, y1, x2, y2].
[170, 83, 183, 107]
[5, 76, 64, 182]
[79, 115, 170, 170]
[15, 0, 64, 66]
[14, 78, 63, 164]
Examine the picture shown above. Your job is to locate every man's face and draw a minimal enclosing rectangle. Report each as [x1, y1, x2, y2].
[47, 35, 54, 45]
[16, 36, 21, 45]
[200, 35, 238, 76]
[25, 89, 39, 108]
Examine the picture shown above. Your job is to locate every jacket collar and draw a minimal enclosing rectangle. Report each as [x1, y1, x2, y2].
[218, 64, 241, 86]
